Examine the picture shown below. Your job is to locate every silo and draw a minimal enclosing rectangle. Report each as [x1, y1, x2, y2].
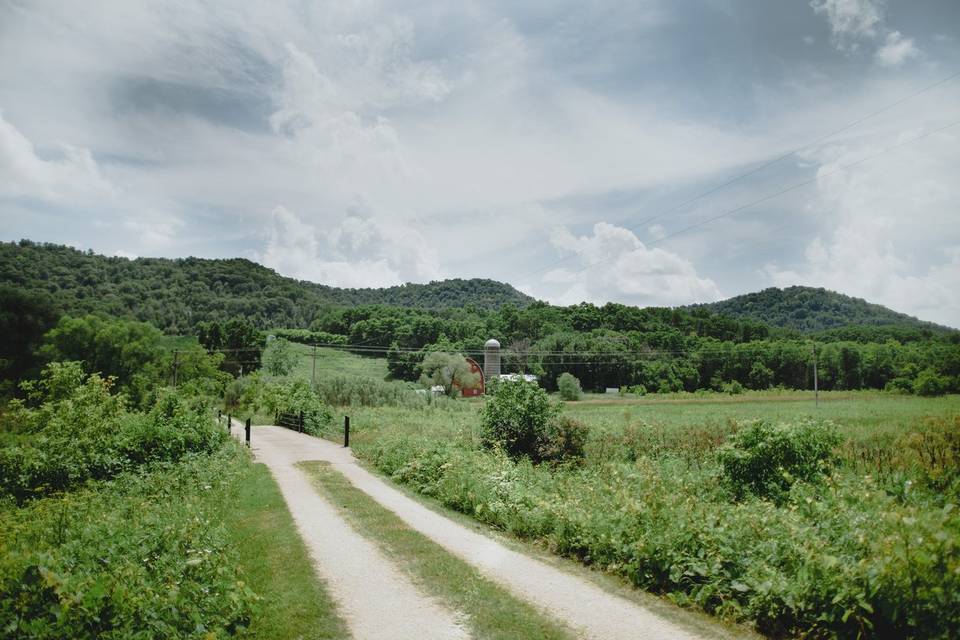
[483, 338, 501, 380]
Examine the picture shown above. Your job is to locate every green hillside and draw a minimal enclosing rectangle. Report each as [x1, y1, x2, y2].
[0, 241, 535, 333]
[691, 286, 952, 333]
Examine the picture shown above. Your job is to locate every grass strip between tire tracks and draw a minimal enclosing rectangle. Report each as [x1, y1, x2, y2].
[226, 460, 349, 639]
[299, 460, 577, 640]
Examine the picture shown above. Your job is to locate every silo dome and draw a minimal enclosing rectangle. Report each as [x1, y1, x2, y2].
[485, 338, 501, 348]
[483, 338, 501, 380]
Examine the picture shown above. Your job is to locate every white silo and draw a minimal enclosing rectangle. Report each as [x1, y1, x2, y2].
[483, 338, 501, 380]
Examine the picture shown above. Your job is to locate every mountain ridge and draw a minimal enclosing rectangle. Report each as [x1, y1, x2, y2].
[690, 286, 953, 333]
[2, 240, 953, 335]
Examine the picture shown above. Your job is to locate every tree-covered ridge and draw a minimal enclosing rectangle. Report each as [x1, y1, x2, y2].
[0, 241, 535, 333]
[691, 286, 952, 333]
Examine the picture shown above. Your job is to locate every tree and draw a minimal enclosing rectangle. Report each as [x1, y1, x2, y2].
[557, 372, 582, 400]
[748, 361, 774, 390]
[262, 337, 297, 376]
[418, 352, 479, 397]
[0, 285, 59, 395]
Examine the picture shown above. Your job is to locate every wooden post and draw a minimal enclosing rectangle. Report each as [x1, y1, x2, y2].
[227, 414, 231, 433]
[245, 418, 251, 446]
[344, 415, 350, 448]
[298, 410, 304, 433]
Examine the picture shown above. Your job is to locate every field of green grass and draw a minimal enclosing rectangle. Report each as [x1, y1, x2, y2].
[342, 388, 960, 638]
[287, 342, 389, 382]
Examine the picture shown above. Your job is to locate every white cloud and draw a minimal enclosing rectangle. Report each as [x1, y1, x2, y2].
[810, 0, 921, 65]
[764, 123, 960, 327]
[875, 31, 919, 67]
[810, 0, 883, 50]
[0, 112, 112, 202]
[255, 206, 441, 288]
[542, 223, 722, 307]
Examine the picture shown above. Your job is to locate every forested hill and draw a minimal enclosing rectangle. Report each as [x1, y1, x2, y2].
[691, 286, 951, 333]
[0, 241, 534, 333]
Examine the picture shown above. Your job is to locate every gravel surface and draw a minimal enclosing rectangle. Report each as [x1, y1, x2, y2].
[230, 421, 468, 640]
[242, 424, 733, 640]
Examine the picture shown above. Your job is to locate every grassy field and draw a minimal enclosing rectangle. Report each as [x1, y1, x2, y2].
[288, 342, 389, 382]
[341, 389, 960, 638]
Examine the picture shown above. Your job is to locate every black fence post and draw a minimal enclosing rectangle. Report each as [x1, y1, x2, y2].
[245, 418, 251, 446]
[344, 415, 350, 448]
[299, 410, 304, 433]
[227, 414, 231, 433]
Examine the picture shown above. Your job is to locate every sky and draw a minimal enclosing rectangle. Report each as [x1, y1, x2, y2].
[1, 0, 959, 326]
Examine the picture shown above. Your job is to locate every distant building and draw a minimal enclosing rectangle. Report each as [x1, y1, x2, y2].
[498, 373, 539, 383]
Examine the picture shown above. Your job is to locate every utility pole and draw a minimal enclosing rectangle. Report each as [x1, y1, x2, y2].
[311, 344, 317, 386]
[172, 349, 179, 387]
[811, 343, 819, 408]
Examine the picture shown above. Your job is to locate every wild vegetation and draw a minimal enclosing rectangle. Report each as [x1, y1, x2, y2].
[347, 389, 960, 639]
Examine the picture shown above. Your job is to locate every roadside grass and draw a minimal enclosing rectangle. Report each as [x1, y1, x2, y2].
[227, 460, 349, 640]
[299, 460, 576, 640]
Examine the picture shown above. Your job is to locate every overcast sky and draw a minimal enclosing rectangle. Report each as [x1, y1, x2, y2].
[1, 0, 959, 325]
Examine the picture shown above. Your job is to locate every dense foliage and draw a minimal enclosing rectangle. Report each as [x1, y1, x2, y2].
[480, 379, 587, 463]
[3, 240, 958, 399]
[0, 363, 226, 502]
[0, 444, 255, 638]
[0, 241, 533, 333]
[693, 286, 951, 333]
[717, 420, 841, 502]
[358, 408, 960, 638]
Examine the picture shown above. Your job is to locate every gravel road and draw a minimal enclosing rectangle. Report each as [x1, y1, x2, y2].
[240, 424, 735, 640]
[230, 420, 468, 640]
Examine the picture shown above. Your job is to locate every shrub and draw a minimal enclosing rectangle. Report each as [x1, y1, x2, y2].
[0, 444, 256, 638]
[480, 379, 559, 462]
[258, 379, 333, 436]
[717, 420, 840, 501]
[913, 368, 949, 397]
[314, 375, 422, 407]
[479, 379, 585, 463]
[556, 373, 582, 401]
[723, 380, 745, 395]
[1, 363, 225, 501]
[538, 416, 589, 463]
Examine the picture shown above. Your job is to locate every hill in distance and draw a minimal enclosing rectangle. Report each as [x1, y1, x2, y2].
[691, 286, 952, 334]
[0, 241, 534, 334]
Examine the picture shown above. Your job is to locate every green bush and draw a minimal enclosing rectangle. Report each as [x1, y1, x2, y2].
[717, 420, 840, 501]
[913, 368, 949, 397]
[314, 375, 422, 407]
[480, 379, 559, 462]
[479, 379, 586, 463]
[0, 444, 256, 638]
[723, 380, 745, 395]
[258, 379, 333, 436]
[0, 363, 224, 501]
[538, 416, 589, 463]
[556, 373, 582, 401]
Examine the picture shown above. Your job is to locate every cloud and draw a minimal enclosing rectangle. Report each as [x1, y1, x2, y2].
[256, 206, 441, 288]
[875, 31, 919, 67]
[542, 223, 722, 307]
[0, 112, 112, 202]
[810, 0, 921, 64]
[764, 122, 960, 327]
[810, 0, 883, 50]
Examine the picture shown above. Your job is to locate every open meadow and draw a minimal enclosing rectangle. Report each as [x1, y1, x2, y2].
[277, 351, 959, 638]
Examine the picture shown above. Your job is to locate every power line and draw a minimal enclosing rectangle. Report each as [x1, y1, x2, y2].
[521, 69, 960, 279]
